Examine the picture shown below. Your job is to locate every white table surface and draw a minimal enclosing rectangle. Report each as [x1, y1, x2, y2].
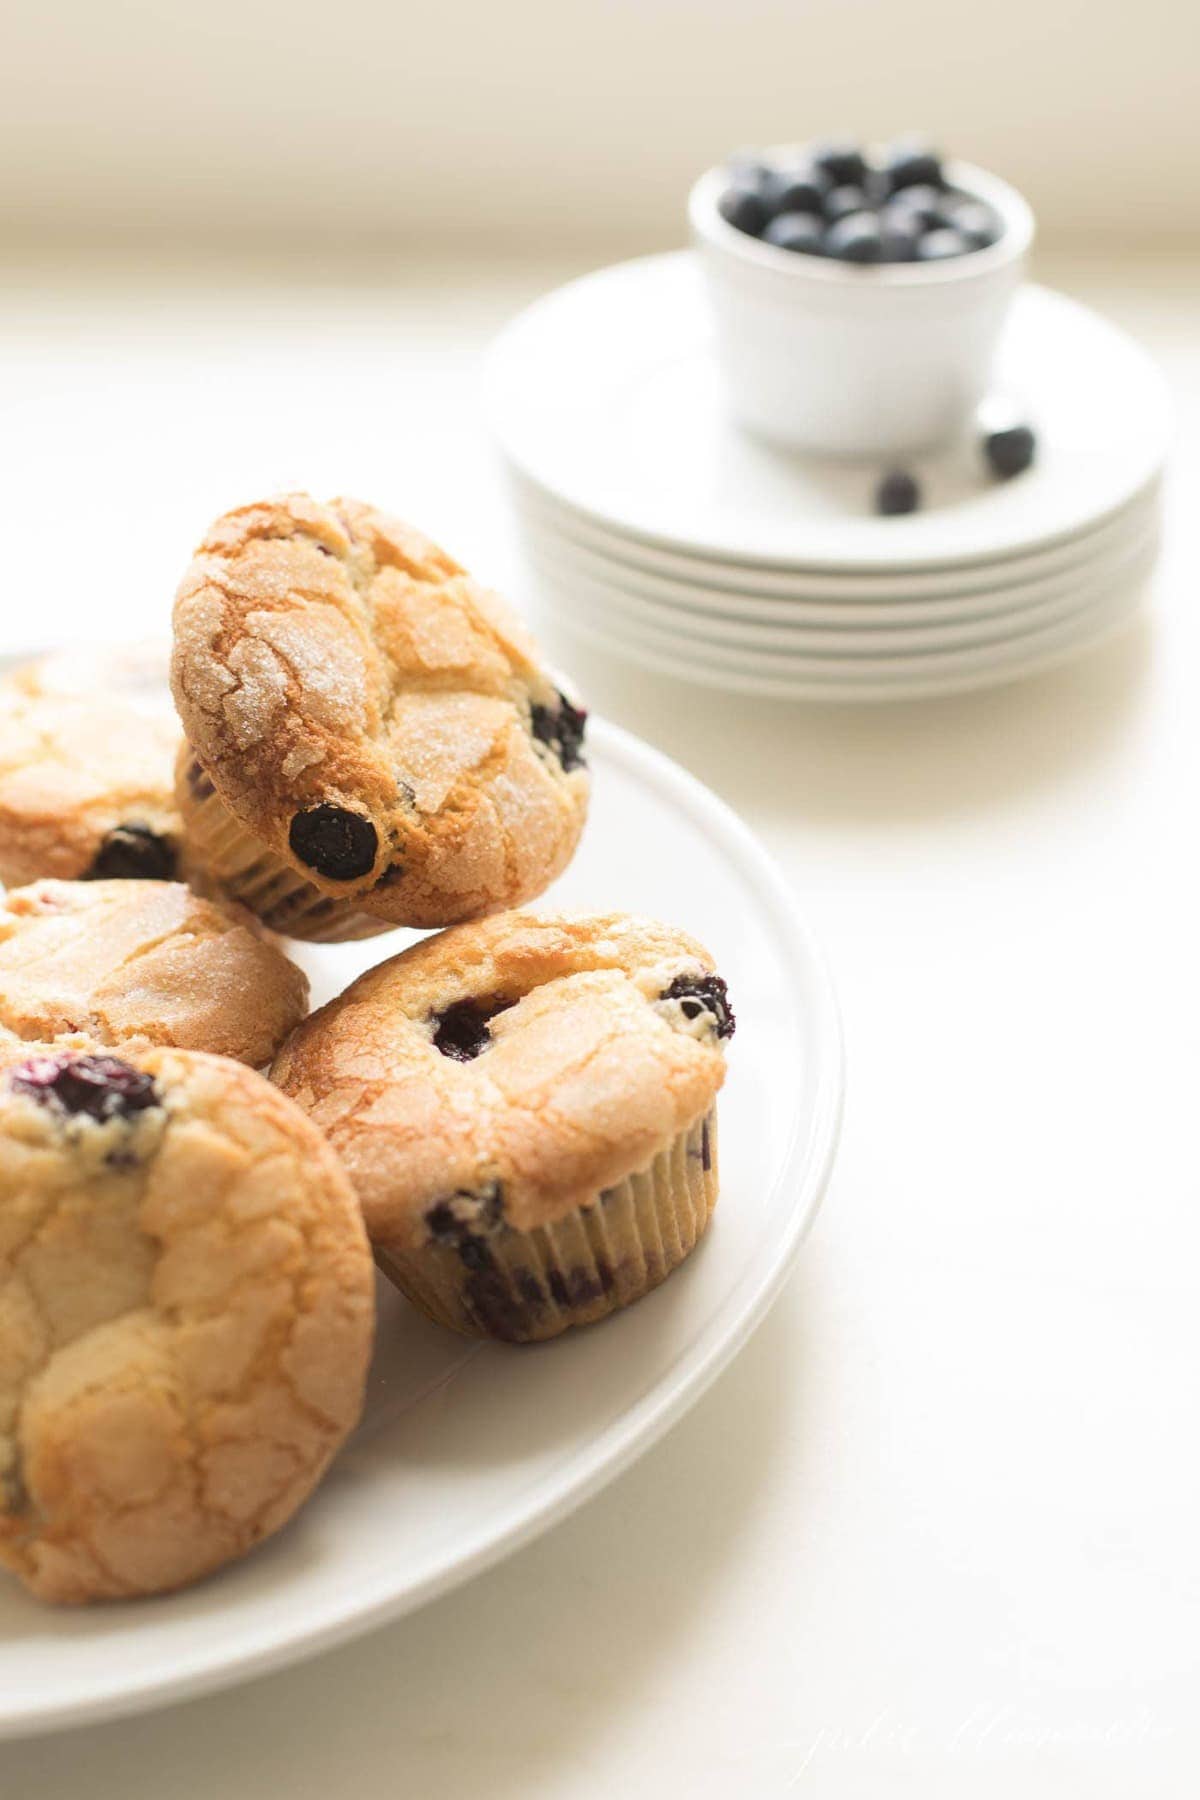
[0, 244, 1196, 1797]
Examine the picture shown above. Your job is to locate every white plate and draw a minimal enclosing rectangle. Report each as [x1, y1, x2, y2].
[487, 256, 1169, 570]
[542, 570, 1149, 702]
[0, 708, 842, 1739]
[512, 472, 1162, 613]
[526, 520, 1159, 655]
[541, 538, 1155, 679]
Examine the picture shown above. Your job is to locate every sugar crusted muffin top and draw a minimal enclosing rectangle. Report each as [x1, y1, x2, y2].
[171, 493, 590, 927]
[0, 879, 309, 1066]
[271, 909, 734, 1248]
[0, 653, 181, 887]
[0, 1043, 374, 1603]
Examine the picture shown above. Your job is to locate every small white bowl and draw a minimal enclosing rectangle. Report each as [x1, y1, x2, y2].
[689, 155, 1035, 458]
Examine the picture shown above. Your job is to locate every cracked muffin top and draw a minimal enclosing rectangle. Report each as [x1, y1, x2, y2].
[270, 910, 734, 1252]
[170, 493, 590, 928]
[0, 879, 309, 1066]
[0, 649, 182, 887]
[0, 1042, 374, 1603]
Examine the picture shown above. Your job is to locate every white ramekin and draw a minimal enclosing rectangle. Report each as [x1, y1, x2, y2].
[689, 156, 1034, 458]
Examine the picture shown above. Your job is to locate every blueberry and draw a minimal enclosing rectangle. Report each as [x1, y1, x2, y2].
[811, 140, 869, 187]
[882, 138, 944, 193]
[718, 182, 770, 238]
[767, 172, 824, 217]
[425, 1181, 505, 1250]
[84, 823, 176, 881]
[530, 691, 587, 773]
[916, 227, 970, 261]
[983, 423, 1037, 479]
[940, 197, 999, 247]
[288, 804, 378, 881]
[879, 221, 920, 263]
[824, 213, 884, 263]
[661, 973, 736, 1039]
[764, 211, 824, 255]
[882, 184, 943, 229]
[824, 183, 869, 223]
[725, 151, 774, 195]
[876, 470, 921, 515]
[431, 995, 512, 1061]
[10, 1051, 160, 1124]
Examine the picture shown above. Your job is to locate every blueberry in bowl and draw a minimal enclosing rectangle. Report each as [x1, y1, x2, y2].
[688, 138, 1034, 455]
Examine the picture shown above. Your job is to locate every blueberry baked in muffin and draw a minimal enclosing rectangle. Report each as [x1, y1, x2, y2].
[271, 910, 735, 1341]
[0, 648, 181, 887]
[171, 493, 590, 940]
[0, 1042, 373, 1602]
[0, 879, 308, 1065]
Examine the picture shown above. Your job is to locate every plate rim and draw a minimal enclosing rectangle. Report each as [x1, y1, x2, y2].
[512, 474, 1162, 613]
[486, 257, 1170, 572]
[553, 585, 1147, 702]
[0, 708, 844, 1740]
[527, 522, 1160, 655]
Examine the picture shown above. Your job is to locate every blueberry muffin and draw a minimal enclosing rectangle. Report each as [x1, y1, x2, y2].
[271, 911, 735, 1341]
[0, 879, 308, 1065]
[0, 647, 181, 887]
[171, 493, 590, 942]
[0, 1042, 374, 1603]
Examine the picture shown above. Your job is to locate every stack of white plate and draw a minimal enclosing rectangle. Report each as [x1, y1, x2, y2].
[486, 255, 1168, 702]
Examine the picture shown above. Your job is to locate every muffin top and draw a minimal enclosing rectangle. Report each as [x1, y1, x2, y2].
[171, 493, 590, 927]
[0, 879, 309, 1066]
[0, 1042, 374, 1603]
[271, 909, 734, 1249]
[0, 649, 181, 887]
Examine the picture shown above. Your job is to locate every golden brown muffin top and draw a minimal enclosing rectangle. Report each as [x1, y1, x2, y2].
[271, 909, 734, 1249]
[0, 879, 308, 1066]
[0, 1042, 373, 1603]
[0, 651, 181, 888]
[171, 493, 589, 927]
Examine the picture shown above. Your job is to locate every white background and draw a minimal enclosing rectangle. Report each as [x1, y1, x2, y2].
[2, 1, 1199, 1789]
[2, 0, 1198, 247]
[0, 241, 1196, 1793]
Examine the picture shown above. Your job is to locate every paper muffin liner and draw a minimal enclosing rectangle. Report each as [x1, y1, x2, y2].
[176, 748, 393, 944]
[377, 1108, 720, 1343]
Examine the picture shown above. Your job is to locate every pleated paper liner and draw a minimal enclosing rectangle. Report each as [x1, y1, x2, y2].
[175, 746, 393, 943]
[378, 1109, 720, 1342]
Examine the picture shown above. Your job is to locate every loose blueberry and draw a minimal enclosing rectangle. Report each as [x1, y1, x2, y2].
[876, 470, 921, 515]
[811, 140, 868, 187]
[10, 1051, 160, 1124]
[530, 691, 587, 773]
[288, 804, 378, 881]
[431, 995, 513, 1061]
[764, 211, 825, 255]
[916, 226, 970, 261]
[824, 183, 869, 223]
[84, 823, 176, 882]
[882, 138, 944, 193]
[767, 172, 825, 217]
[940, 197, 999, 247]
[983, 423, 1037, 479]
[661, 973, 736, 1039]
[718, 182, 770, 238]
[824, 213, 884, 263]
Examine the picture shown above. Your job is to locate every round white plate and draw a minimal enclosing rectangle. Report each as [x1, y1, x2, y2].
[487, 256, 1169, 571]
[0, 707, 842, 1739]
[526, 521, 1159, 655]
[512, 472, 1162, 612]
[541, 570, 1149, 702]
